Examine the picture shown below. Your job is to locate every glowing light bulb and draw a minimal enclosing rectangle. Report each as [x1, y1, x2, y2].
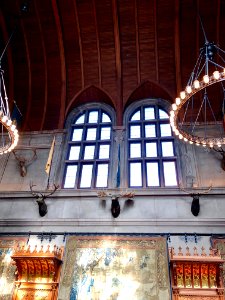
[189, 140, 193, 144]
[1, 115, 8, 123]
[175, 97, 181, 105]
[172, 103, 177, 111]
[170, 110, 175, 117]
[11, 124, 16, 131]
[203, 75, 209, 83]
[209, 143, 213, 148]
[180, 91, 186, 99]
[184, 138, 188, 142]
[179, 134, 183, 139]
[194, 80, 200, 89]
[175, 129, 179, 135]
[186, 86, 192, 94]
[6, 120, 12, 126]
[213, 71, 220, 80]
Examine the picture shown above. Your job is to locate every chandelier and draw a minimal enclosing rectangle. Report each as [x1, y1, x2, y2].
[0, 39, 19, 154]
[170, 25, 225, 148]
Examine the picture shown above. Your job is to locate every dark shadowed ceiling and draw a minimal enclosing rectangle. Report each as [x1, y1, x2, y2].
[0, 0, 224, 131]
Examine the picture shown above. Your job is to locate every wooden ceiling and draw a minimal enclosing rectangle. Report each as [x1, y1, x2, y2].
[0, 0, 224, 131]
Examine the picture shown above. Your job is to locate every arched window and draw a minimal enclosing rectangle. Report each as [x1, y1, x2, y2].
[126, 100, 178, 187]
[63, 104, 114, 189]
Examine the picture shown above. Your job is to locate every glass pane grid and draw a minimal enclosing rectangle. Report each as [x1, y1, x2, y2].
[128, 105, 177, 188]
[65, 108, 112, 189]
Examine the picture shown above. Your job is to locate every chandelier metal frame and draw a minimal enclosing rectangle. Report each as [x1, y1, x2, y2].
[170, 33, 225, 148]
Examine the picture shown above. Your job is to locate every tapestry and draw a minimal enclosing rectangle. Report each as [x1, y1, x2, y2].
[0, 238, 25, 300]
[58, 235, 170, 300]
[211, 237, 225, 289]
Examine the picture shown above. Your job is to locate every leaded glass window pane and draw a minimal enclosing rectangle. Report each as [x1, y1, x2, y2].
[130, 125, 141, 138]
[75, 114, 85, 124]
[88, 111, 98, 123]
[145, 124, 156, 138]
[131, 110, 140, 121]
[100, 127, 111, 140]
[80, 164, 93, 187]
[146, 162, 160, 186]
[161, 141, 174, 157]
[144, 107, 155, 120]
[64, 165, 77, 188]
[159, 109, 169, 119]
[130, 143, 141, 158]
[86, 128, 97, 140]
[102, 113, 111, 123]
[69, 146, 80, 160]
[96, 164, 109, 187]
[163, 161, 177, 186]
[84, 145, 95, 159]
[99, 144, 110, 159]
[72, 128, 83, 141]
[130, 162, 142, 186]
[160, 124, 172, 137]
[146, 142, 157, 157]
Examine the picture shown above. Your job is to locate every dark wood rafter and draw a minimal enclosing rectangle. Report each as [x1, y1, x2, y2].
[0, 11, 14, 109]
[174, 0, 181, 95]
[92, 0, 102, 87]
[112, 0, 122, 125]
[34, 1, 48, 131]
[196, 0, 200, 59]
[16, 2, 32, 132]
[73, 0, 84, 89]
[153, 0, 159, 83]
[51, 0, 66, 129]
[216, 0, 220, 45]
[134, 0, 140, 85]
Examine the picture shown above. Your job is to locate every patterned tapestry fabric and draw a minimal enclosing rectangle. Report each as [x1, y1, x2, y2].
[0, 238, 25, 300]
[58, 235, 170, 300]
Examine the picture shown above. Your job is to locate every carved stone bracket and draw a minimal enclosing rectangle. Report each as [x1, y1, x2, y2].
[11, 244, 63, 300]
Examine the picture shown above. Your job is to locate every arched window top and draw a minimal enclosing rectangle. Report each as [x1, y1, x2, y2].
[65, 102, 115, 129]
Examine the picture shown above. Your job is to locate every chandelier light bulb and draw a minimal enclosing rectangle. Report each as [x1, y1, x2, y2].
[203, 75, 209, 83]
[2, 115, 8, 123]
[184, 138, 188, 142]
[209, 143, 214, 148]
[172, 103, 177, 111]
[175, 98, 181, 105]
[189, 140, 193, 144]
[6, 119, 12, 126]
[175, 129, 179, 135]
[194, 80, 200, 89]
[170, 110, 175, 117]
[186, 86, 192, 94]
[179, 134, 183, 139]
[180, 91, 186, 99]
[213, 71, 220, 80]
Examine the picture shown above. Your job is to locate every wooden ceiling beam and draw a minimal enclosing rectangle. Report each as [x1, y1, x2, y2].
[51, 0, 66, 129]
[112, 0, 122, 125]
[35, 1, 48, 131]
[93, 0, 102, 87]
[73, 0, 84, 89]
[174, 0, 181, 95]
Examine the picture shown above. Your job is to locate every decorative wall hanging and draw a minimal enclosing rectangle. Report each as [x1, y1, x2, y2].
[169, 246, 224, 300]
[0, 237, 26, 300]
[11, 244, 63, 300]
[58, 235, 170, 300]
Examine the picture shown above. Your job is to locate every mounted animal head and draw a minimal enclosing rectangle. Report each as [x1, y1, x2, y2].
[29, 183, 59, 217]
[97, 190, 135, 218]
[180, 185, 212, 217]
[13, 149, 37, 177]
